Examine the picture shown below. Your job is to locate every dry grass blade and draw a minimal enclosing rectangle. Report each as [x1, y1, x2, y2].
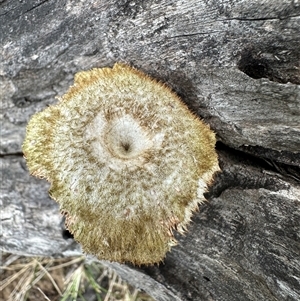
[47, 256, 84, 271]
[36, 287, 52, 301]
[0, 253, 20, 271]
[35, 260, 63, 296]
[1, 252, 155, 301]
[0, 264, 29, 290]
[104, 270, 117, 301]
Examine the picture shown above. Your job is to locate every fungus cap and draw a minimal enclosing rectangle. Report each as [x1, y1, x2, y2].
[23, 63, 219, 265]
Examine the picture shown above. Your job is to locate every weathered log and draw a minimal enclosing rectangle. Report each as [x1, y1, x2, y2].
[1, 0, 299, 300]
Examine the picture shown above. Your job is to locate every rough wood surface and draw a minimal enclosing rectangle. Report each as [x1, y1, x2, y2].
[1, 1, 299, 300]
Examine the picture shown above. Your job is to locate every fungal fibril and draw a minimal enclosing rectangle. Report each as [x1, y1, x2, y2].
[23, 63, 220, 265]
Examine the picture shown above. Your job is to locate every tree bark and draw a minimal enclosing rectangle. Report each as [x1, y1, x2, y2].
[1, 1, 299, 300]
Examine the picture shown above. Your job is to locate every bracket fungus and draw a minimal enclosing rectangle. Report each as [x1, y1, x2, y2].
[23, 63, 220, 265]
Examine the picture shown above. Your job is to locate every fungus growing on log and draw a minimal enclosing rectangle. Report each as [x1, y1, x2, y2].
[22, 63, 219, 265]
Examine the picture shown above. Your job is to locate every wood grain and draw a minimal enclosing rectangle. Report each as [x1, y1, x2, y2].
[1, 1, 299, 300]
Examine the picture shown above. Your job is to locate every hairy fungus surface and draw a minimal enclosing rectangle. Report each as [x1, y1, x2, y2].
[23, 63, 219, 265]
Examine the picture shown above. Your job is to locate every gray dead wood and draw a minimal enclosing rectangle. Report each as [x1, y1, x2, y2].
[1, 1, 299, 300]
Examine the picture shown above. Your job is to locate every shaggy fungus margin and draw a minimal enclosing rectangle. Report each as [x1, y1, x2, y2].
[23, 63, 220, 265]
